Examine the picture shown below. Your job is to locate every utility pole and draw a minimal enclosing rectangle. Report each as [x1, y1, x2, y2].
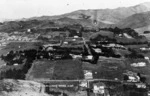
[87, 80, 90, 96]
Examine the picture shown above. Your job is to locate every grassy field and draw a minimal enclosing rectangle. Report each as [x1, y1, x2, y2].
[125, 44, 148, 49]
[0, 42, 41, 56]
[26, 59, 55, 80]
[26, 59, 84, 80]
[82, 58, 127, 80]
[82, 57, 150, 83]
[53, 59, 84, 80]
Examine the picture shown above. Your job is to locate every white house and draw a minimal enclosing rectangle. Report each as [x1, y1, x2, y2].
[145, 57, 149, 60]
[14, 63, 19, 66]
[131, 62, 146, 67]
[84, 70, 93, 79]
[79, 81, 88, 88]
[93, 83, 106, 94]
[74, 36, 79, 38]
[84, 55, 93, 60]
[70, 54, 82, 59]
[93, 48, 102, 53]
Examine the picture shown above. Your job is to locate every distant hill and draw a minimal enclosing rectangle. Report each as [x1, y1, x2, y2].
[25, 2, 150, 24]
[116, 11, 150, 33]
[0, 17, 111, 32]
[135, 25, 150, 34]
[1, 2, 150, 32]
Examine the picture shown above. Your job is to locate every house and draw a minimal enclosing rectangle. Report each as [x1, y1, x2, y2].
[79, 81, 88, 88]
[70, 54, 82, 59]
[74, 36, 79, 38]
[118, 34, 123, 37]
[27, 29, 31, 33]
[63, 41, 68, 44]
[140, 47, 150, 51]
[84, 55, 93, 60]
[144, 57, 149, 60]
[102, 43, 126, 49]
[140, 47, 146, 51]
[84, 70, 93, 79]
[93, 82, 106, 95]
[148, 91, 150, 96]
[123, 71, 140, 82]
[14, 63, 19, 66]
[123, 33, 133, 39]
[131, 62, 146, 67]
[92, 48, 102, 53]
[135, 83, 146, 89]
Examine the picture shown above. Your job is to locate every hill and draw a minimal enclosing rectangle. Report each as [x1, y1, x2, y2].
[116, 11, 150, 33]
[0, 17, 111, 32]
[135, 25, 150, 34]
[0, 79, 49, 96]
[1, 2, 150, 33]
[25, 2, 150, 24]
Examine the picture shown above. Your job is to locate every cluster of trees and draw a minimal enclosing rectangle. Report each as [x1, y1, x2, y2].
[123, 73, 147, 83]
[90, 34, 117, 44]
[125, 48, 144, 59]
[68, 29, 82, 37]
[118, 41, 148, 45]
[143, 31, 150, 34]
[37, 36, 50, 42]
[125, 53, 144, 59]
[82, 44, 121, 64]
[93, 46, 121, 58]
[1, 50, 26, 65]
[82, 28, 99, 32]
[90, 29, 148, 46]
[101, 27, 139, 37]
[0, 49, 37, 79]
[0, 45, 85, 79]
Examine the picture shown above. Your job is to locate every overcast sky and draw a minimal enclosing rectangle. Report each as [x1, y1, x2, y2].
[0, 0, 150, 21]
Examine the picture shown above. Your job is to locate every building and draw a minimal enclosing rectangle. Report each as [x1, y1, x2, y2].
[84, 70, 93, 80]
[123, 71, 140, 82]
[92, 82, 110, 96]
[131, 62, 146, 67]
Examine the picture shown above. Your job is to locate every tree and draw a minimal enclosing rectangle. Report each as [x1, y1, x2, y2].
[124, 75, 129, 81]
[140, 77, 146, 83]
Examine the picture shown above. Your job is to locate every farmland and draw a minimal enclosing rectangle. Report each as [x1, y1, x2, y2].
[82, 58, 127, 80]
[0, 42, 41, 56]
[26, 59, 84, 80]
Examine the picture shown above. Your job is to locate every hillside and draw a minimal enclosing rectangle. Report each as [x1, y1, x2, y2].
[25, 2, 150, 24]
[135, 25, 150, 34]
[1, 2, 150, 33]
[0, 79, 49, 96]
[116, 11, 150, 32]
[0, 17, 111, 32]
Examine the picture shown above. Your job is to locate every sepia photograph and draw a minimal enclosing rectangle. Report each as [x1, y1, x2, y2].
[0, 0, 150, 96]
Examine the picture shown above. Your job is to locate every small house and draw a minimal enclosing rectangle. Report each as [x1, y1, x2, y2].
[84, 70, 93, 79]
[131, 62, 146, 67]
[93, 82, 106, 95]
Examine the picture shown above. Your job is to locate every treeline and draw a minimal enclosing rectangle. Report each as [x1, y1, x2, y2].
[125, 48, 144, 59]
[117, 41, 148, 45]
[100, 27, 139, 37]
[82, 45, 121, 64]
[90, 45, 121, 58]
[90, 34, 116, 44]
[91, 35, 148, 46]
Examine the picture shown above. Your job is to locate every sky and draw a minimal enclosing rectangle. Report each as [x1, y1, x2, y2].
[0, 0, 150, 21]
